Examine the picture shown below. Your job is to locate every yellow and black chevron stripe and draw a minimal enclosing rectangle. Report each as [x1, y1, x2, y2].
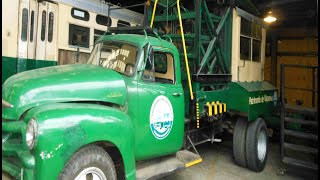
[205, 101, 227, 116]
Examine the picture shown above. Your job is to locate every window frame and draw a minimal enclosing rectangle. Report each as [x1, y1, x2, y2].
[239, 18, 262, 62]
[88, 40, 141, 77]
[48, 12, 54, 43]
[96, 14, 112, 27]
[142, 49, 176, 85]
[93, 29, 105, 44]
[117, 20, 131, 27]
[71, 8, 90, 21]
[41, 10, 47, 41]
[68, 23, 90, 48]
[30, 10, 34, 42]
[21, 8, 28, 42]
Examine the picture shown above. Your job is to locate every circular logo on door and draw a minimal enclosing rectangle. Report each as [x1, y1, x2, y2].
[150, 95, 174, 140]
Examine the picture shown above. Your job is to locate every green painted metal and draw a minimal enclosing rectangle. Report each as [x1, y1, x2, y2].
[2, 56, 17, 85]
[2, 64, 128, 120]
[2, 1, 278, 178]
[150, 0, 233, 118]
[2, 34, 184, 180]
[3, 103, 136, 180]
[194, 81, 277, 122]
[2, 56, 57, 84]
[228, 82, 277, 121]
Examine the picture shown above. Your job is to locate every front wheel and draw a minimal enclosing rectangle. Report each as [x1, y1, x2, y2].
[59, 145, 117, 180]
[245, 118, 268, 172]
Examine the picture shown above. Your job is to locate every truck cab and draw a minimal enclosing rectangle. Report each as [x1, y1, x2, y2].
[2, 28, 199, 180]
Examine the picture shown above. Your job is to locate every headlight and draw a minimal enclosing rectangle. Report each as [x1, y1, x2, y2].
[26, 119, 38, 150]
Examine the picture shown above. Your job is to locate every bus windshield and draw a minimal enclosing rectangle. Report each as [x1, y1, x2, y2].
[87, 41, 139, 76]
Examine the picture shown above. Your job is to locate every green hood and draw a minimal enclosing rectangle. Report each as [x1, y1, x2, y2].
[2, 64, 127, 120]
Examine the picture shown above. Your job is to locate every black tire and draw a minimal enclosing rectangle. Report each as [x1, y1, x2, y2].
[246, 118, 268, 172]
[233, 117, 248, 167]
[58, 145, 117, 180]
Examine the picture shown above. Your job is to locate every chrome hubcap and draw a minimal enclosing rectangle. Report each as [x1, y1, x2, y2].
[75, 167, 107, 180]
[257, 129, 267, 162]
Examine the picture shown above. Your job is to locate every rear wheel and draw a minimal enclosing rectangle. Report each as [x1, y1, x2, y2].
[59, 145, 116, 180]
[233, 117, 248, 167]
[246, 118, 268, 172]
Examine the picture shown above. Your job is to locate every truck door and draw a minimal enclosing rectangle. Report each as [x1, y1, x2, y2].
[136, 46, 184, 159]
[35, 1, 58, 61]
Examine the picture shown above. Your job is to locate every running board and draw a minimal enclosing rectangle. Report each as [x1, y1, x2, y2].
[136, 150, 202, 180]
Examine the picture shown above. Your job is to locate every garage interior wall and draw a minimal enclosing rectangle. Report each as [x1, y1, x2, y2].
[264, 27, 318, 108]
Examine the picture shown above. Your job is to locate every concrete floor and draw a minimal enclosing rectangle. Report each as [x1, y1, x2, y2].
[2, 134, 317, 180]
[160, 135, 318, 180]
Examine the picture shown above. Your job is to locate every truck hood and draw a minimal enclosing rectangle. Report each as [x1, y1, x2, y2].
[2, 64, 127, 120]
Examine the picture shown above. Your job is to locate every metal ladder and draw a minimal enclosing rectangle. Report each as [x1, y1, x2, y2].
[280, 64, 318, 171]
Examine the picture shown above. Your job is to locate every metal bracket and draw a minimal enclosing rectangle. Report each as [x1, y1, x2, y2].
[186, 134, 200, 155]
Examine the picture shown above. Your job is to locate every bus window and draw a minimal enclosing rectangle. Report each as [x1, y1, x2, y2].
[117, 20, 131, 27]
[71, 8, 89, 21]
[41, 10, 46, 41]
[69, 24, 90, 48]
[21, 8, 28, 42]
[30, 11, 34, 42]
[96, 15, 111, 27]
[48, 12, 54, 42]
[94, 29, 105, 44]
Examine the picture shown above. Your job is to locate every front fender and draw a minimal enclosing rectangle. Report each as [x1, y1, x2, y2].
[23, 103, 135, 180]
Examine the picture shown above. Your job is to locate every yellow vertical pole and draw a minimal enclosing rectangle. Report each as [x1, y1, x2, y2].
[150, 0, 158, 27]
[177, 0, 194, 100]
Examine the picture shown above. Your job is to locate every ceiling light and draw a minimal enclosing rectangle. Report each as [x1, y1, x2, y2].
[264, 11, 277, 23]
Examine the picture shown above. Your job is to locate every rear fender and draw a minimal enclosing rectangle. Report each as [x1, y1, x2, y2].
[23, 103, 135, 180]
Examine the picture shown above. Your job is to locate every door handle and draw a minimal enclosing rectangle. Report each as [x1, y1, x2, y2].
[172, 92, 182, 96]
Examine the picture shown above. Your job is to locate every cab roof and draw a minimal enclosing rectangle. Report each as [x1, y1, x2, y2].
[96, 33, 178, 52]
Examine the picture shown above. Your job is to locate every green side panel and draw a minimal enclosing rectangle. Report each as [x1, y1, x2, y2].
[2, 56, 57, 85]
[2, 56, 17, 85]
[229, 81, 277, 121]
[195, 81, 278, 123]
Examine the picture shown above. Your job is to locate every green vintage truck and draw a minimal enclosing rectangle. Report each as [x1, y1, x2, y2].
[2, 1, 278, 180]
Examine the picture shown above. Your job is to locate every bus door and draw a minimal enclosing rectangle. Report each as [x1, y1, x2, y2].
[27, 0, 38, 60]
[35, 2, 58, 62]
[17, 0, 29, 72]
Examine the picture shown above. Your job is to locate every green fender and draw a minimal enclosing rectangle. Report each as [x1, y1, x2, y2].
[23, 103, 136, 180]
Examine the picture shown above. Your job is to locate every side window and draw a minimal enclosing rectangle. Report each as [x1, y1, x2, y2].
[94, 29, 105, 44]
[143, 50, 175, 84]
[240, 18, 262, 62]
[30, 11, 34, 42]
[96, 15, 112, 27]
[21, 8, 28, 42]
[117, 20, 131, 27]
[69, 24, 90, 48]
[41, 10, 46, 41]
[154, 52, 175, 84]
[48, 12, 54, 42]
[240, 36, 250, 60]
[71, 8, 89, 21]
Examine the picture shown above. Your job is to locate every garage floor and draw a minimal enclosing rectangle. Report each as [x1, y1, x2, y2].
[2, 134, 317, 180]
[160, 134, 317, 180]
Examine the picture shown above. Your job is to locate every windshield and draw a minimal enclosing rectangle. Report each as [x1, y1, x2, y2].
[87, 41, 139, 76]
